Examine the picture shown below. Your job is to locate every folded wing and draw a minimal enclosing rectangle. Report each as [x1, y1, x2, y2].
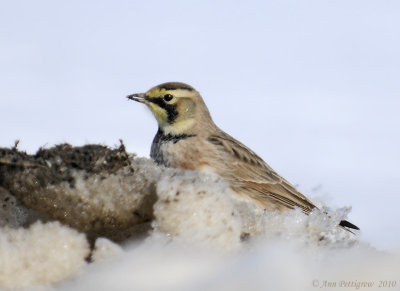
[207, 131, 359, 231]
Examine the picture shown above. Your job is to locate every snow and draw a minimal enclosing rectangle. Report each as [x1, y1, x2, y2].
[58, 239, 399, 291]
[1, 155, 398, 290]
[0, 222, 89, 289]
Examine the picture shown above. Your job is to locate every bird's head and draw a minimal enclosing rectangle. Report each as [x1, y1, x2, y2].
[127, 82, 213, 135]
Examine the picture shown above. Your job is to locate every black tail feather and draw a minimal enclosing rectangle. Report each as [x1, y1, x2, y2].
[339, 220, 360, 230]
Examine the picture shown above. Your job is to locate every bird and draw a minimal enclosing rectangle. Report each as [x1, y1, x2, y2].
[127, 82, 359, 231]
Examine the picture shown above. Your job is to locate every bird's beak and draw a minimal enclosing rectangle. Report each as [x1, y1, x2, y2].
[127, 93, 147, 104]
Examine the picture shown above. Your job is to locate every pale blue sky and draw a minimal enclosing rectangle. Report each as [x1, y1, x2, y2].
[1, 0, 399, 248]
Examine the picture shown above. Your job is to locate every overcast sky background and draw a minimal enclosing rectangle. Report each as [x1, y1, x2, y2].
[1, 0, 399, 249]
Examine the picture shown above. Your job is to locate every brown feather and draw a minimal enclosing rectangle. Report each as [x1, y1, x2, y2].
[207, 131, 316, 214]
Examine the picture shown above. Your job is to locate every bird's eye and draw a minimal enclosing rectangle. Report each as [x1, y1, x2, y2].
[163, 94, 173, 102]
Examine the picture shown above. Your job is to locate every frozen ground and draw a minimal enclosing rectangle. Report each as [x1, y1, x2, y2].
[0, 152, 399, 290]
[59, 238, 398, 291]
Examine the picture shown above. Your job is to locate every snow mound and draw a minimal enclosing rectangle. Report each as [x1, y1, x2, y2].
[57, 238, 399, 291]
[0, 221, 89, 289]
[1, 144, 392, 290]
[153, 169, 242, 250]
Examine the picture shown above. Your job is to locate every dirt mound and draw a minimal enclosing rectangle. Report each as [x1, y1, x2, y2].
[0, 142, 159, 242]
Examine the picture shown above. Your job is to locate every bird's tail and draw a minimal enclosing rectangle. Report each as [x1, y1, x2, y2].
[339, 220, 360, 231]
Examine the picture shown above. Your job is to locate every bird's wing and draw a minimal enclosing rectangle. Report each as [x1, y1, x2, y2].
[207, 132, 316, 214]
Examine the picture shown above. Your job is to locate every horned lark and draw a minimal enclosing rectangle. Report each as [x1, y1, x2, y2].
[127, 82, 359, 230]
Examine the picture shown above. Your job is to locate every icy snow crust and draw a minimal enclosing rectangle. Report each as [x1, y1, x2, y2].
[0, 144, 398, 290]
